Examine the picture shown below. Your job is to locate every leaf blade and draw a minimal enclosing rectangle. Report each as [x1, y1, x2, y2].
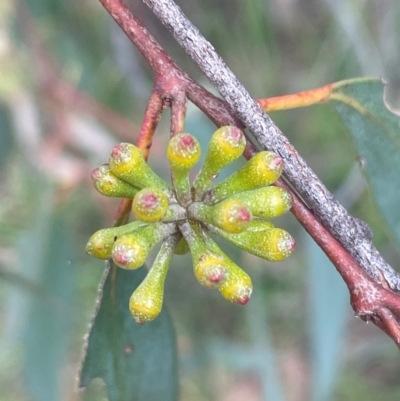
[328, 78, 400, 245]
[80, 261, 178, 401]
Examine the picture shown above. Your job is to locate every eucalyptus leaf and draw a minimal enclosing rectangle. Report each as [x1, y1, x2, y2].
[328, 78, 400, 246]
[20, 210, 75, 401]
[79, 261, 178, 401]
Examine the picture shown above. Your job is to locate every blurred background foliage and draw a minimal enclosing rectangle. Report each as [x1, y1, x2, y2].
[1, 0, 400, 400]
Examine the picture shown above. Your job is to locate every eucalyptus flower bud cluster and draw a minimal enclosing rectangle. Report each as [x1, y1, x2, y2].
[86, 126, 295, 323]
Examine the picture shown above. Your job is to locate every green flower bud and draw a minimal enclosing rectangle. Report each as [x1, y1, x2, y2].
[85, 221, 147, 259]
[231, 186, 292, 218]
[111, 223, 177, 269]
[219, 263, 253, 305]
[210, 225, 295, 262]
[188, 198, 252, 233]
[205, 151, 283, 204]
[129, 237, 177, 323]
[132, 188, 169, 223]
[109, 143, 170, 190]
[91, 164, 140, 198]
[167, 133, 201, 205]
[246, 219, 275, 232]
[180, 222, 229, 288]
[193, 126, 246, 199]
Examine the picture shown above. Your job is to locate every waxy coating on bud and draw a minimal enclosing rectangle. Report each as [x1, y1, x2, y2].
[179, 221, 229, 288]
[111, 223, 177, 269]
[85, 221, 147, 259]
[189, 199, 252, 234]
[219, 264, 253, 305]
[129, 237, 177, 323]
[167, 133, 201, 171]
[231, 186, 292, 218]
[205, 151, 284, 204]
[193, 126, 246, 199]
[132, 188, 169, 223]
[246, 220, 275, 232]
[210, 225, 295, 262]
[109, 143, 170, 190]
[194, 253, 229, 288]
[91, 164, 140, 198]
[167, 133, 201, 206]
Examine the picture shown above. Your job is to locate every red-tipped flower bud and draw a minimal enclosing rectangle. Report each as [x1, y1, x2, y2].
[167, 133, 201, 171]
[211, 225, 295, 262]
[206, 151, 283, 204]
[91, 164, 139, 198]
[180, 222, 229, 288]
[219, 264, 253, 305]
[129, 238, 176, 323]
[231, 186, 292, 218]
[194, 126, 246, 199]
[109, 143, 169, 190]
[194, 253, 229, 288]
[111, 223, 177, 269]
[85, 221, 147, 259]
[132, 188, 169, 223]
[189, 199, 252, 234]
[167, 133, 201, 205]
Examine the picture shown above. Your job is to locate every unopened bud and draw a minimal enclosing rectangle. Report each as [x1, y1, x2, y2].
[85, 221, 147, 259]
[194, 126, 246, 199]
[206, 151, 283, 204]
[231, 186, 292, 218]
[213, 226, 295, 262]
[112, 223, 177, 269]
[167, 133, 201, 205]
[91, 164, 139, 198]
[129, 238, 176, 323]
[109, 143, 169, 190]
[132, 188, 169, 223]
[219, 263, 253, 305]
[194, 253, 229, 288]
[189, 198, 252, 233]
[180, 222, 228, 288]
[167, 133, 201, 171]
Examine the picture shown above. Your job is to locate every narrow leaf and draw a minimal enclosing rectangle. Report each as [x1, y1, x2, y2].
[79, 261, 178, 401]
[19, 208, 75, 401]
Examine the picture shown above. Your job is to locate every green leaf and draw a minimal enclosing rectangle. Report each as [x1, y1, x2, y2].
[18, 191, 76, 401]
[79, 261, 178, 401]
[328, 78, 400, 245]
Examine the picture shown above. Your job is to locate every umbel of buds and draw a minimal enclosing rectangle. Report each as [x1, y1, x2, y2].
[87, 126, 295, 323]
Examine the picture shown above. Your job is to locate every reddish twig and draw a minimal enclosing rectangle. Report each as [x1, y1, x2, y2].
[136, 88, 163, 158]
[170, 90, 187, 136]
[97, 0, 400, 346]
[278, 178, 400, 346]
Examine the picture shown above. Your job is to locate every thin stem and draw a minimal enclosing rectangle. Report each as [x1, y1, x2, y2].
[136, 88, 163, 159]
[170, 91, 187, 136]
